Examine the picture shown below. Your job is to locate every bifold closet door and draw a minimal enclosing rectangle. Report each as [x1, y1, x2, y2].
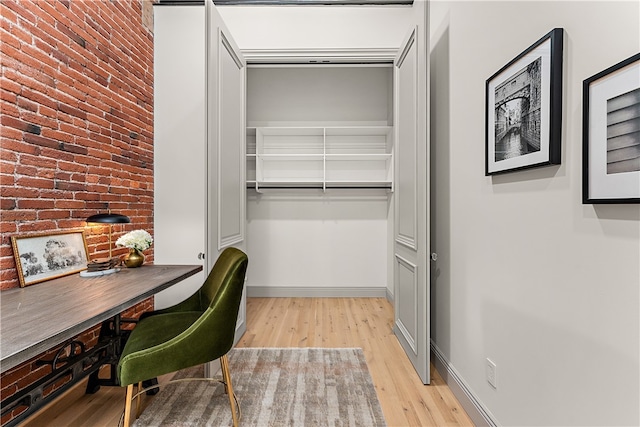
[393, 0, 430, 385]
[206, 1, 247, 340]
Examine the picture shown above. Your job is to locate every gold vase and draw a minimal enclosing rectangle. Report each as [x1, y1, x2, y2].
[123, 248, 145, 268]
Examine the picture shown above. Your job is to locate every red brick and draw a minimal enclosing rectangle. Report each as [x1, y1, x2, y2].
[1, 210, 37, 222]
[38, 147, 74, 162]
[16, 96, 39, 112]
[41, 129, 74, 144]
[58, 161, 87, 173]
[15, 164, 38, 176]
[16, 199, 53, 209]
[1, 115, 40, 134]
[1, 198, 16, 210]
[37, 210, 71, 220]
[36, 168, 55, 180]
[20, 111, 56, 130]
[1, 139, 39, 156]
[23, 132, 59, 150]
[0, 160, 16, 174]
[56, 219, 85, 229]
[0, 222, 18, 234]
[59, 122, 89, 139]
[0, 126, 23, 143]
[20, 155, 57, 169]
[21, 87, 58, 110]
[39, 105, 57, 120]
[1, 77, 21, 95]
[1, 187, 39, 199]
[15, 176, 54, 190]
[19, 220, 57, 231]
[54, 200, 85, 209]
[55, 181, 86, 192]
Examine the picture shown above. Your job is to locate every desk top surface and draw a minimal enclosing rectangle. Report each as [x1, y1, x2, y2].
[0, 264, 202, 373]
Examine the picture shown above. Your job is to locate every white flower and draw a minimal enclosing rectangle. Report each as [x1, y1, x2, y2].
[116, 229, 153, 252]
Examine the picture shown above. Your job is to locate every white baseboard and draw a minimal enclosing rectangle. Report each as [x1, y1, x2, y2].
[385, 287, 394, 303]
[431, 341, 499, 427]
[247, 286, 387, 298]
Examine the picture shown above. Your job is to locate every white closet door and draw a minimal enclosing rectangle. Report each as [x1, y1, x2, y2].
[153, 5, 207, 309]
[393, 0, 430, 384]
[206, 1, 247, 340]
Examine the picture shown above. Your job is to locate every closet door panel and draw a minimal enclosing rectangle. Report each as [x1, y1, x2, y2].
[217, 32, 246, 249]
[396, 32, 418, 250]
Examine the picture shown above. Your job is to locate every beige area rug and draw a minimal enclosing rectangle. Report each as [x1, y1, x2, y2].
[133, 347, 386, 427]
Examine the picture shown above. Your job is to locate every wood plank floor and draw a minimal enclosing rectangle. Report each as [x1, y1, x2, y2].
[22, 297, 473, 427]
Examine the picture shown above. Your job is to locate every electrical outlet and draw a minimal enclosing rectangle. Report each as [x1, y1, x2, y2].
[486, 358, 497, 389]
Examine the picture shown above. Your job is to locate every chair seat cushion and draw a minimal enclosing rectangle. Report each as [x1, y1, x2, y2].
[118, 311, 202, 385]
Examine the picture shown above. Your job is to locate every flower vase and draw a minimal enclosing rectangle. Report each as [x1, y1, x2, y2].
[123, 249, 145, 268]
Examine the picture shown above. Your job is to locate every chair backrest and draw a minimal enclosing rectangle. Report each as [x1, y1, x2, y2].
[200, 247, 247, 311]
[189, 247, 248, 359]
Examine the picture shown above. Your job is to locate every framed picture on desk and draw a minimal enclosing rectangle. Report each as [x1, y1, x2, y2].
[11, 230, 90, 287]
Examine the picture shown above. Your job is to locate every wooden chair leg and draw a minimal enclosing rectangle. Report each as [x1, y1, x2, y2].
[123, 384, 134, 427]
[220, 354, 238, 427]
[136, 381, 143, 418]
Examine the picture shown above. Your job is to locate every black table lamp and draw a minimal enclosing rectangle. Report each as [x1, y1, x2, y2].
[86, 213, 131, 259]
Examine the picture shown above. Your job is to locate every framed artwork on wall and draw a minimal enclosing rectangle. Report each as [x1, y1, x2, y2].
[583, 53, 640, 204]
[11, 230, 90, 287]
[485, 28, 564, 175]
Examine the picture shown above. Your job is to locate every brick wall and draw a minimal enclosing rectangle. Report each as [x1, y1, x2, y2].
[0, 0, 155, 423]
[1, 0, 155, 290]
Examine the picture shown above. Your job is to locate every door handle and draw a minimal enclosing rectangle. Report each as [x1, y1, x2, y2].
[430, 252, 438, 262]
[197, 253, 205, 260]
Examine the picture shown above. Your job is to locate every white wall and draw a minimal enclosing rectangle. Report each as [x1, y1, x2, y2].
[430, 1, 640, 426]
[247, 193, 390, 292]
[218, 5, 414, 50]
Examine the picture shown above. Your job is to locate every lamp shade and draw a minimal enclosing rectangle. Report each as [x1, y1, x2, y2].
[86, 213, 131, 224]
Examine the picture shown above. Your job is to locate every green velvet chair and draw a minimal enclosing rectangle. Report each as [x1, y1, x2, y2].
[117, 247, 248, 427]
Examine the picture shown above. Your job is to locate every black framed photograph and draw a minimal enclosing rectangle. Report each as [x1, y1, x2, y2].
[583, 53, 640, 204]
[485, 28, 563, 175]
[11, 230, 90, 287]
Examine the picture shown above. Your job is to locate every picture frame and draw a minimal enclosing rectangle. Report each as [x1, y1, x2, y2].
[582, 53, 640, 204]
[11, 230, 90, 287]
[485, 28, 564, 175]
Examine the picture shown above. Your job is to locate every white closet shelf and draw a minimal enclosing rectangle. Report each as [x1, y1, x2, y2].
[247, 124, 394, 191]
[259, 154, 324, 159]
[324, 125, 392, 133]
[324, 153, 392, 160]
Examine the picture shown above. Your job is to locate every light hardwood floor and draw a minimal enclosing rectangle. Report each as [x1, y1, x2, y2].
[22, 297, 473, 427]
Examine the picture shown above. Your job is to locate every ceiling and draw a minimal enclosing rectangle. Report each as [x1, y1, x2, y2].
[159, 0, 413, 5]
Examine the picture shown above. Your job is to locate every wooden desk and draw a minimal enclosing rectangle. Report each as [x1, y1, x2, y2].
[0, 264, 202, 425]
